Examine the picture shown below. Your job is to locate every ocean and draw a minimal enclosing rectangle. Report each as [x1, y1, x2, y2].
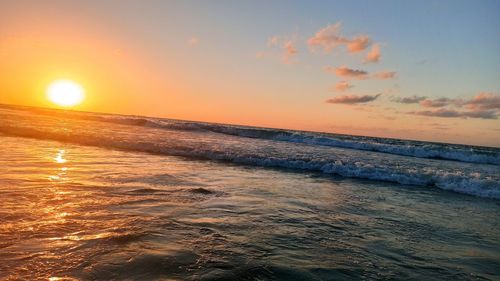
[0, 104, 499, 280]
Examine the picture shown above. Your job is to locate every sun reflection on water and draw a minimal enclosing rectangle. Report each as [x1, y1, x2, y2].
[54, 150, 67, 163]
[49, 149, 69, 181]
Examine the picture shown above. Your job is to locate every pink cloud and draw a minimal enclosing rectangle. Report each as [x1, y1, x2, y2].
[326, 66, 368, 79]
[334, 81, 353, 92]
[326, 93, 381, 104]
[264, 35, 298, 64]
[409, 108, 498, 119]
[308, 23, 371, 54]
[373, 71, 396, 80]
[346, 35, 371, 53]
[283, 40, 297, 55]
[464, 92, 500, 110]
[364, 43, 381, 63]
[307, 23, 346, 53]
[420, 98, 461, 108]
[281, 40, 298, 64]
[396, 93, 500, 120]
[268, 36, 279, 46]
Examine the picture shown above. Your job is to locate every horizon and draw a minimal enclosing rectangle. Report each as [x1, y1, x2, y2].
[2, 102, 499, 149]
[1, 2, 499, 280]
[1, 0, 499, 146]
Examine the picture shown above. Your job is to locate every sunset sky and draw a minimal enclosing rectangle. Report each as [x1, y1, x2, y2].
[1, 0, 499, 146]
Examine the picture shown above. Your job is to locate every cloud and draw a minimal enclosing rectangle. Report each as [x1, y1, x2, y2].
[409, 108, 498, 119]
[265, 35, 298, 64]
[394, 92, 499, 109]
[334, 81, 353, 92]
[399, 92, 500, 120]
[326, 93, 381, 104]
[307, 23, 346, 53]
[308, 23, 371, 54]
[393, 95, 427, 104]
[464, 110, 498, 119]
[464, 92, 500, 110]
[411, 93, 500, 110]
[282, 40, 298, 63]
[364, 43, 381, 63]
[346, 35, 371, 53]
[268, 36, 279, 46]
[326, 66, 368, 79]
[410, 109, 461, 118]
[420, 97, 461, 108]
[373, 71, 396, 80]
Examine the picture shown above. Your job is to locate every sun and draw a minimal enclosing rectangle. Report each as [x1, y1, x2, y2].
[46, 79, 85, 107]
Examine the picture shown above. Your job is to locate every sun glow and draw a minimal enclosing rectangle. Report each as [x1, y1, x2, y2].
[47, 80, 85, 107]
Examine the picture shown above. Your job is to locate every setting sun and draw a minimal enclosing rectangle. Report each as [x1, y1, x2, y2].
[46, 80, 85, 107]
[0, 2, 499, 280]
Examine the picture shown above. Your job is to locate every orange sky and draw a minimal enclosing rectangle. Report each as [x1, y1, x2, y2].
[1, 1, 499, 147]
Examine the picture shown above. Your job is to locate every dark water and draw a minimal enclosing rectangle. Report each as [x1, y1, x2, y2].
[0, 105, 499, 280]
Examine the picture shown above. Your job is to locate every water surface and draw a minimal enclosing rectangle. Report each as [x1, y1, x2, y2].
[0, 105, 499, 280]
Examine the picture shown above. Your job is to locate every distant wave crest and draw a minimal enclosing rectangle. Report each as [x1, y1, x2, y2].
[92, 114, 500, 166]
[1, 123, 499, 199]
[7, 106, 498, 166]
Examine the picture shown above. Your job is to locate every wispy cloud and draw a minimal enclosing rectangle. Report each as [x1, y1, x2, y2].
[282, 40, 298, 63]
[326, 93, 381, 104]
[308, 23, 371, 54]
[394, 93, 500, 109]
[464, 109, 499, 119]
[373, 71, 396, 80]
[326, 66, 368, 79]
[334, 81, 353, 92]
[364, 43, 381, 63]
[393, 95, 427, 104]
[420, 97, 460, 108]
[346, 35, 371, 53]
[307, 23, 346, 53]
[464, 92, 500, 110]
[268, 36, 279, 46]
[409, 108, 498, 119]
[399, 92, 500, 120]
[265, 34, 298, 64]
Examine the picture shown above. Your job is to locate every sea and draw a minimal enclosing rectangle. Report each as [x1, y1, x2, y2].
[0, 103, 499, 280]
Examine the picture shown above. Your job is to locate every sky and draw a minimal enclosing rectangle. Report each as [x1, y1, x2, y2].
[0, 0, 499, 146]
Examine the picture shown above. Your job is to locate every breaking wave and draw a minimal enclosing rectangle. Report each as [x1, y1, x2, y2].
[7, 105, 499, 166]
[1, 123, 499, 199]
[41, 110, 500, 166]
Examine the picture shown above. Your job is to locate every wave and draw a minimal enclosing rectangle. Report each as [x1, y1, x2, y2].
[6, 105, 499, 166]
[1, 124, 499, 199]
[123, 117, 500, 166]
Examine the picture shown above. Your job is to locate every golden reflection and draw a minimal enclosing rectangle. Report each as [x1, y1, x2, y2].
[48, 277, 80, 281]
[49, 232, 116, 242]
[49, 149, 69, 181]
[54, 149, 67, 163]
[48, 175, 61, 181]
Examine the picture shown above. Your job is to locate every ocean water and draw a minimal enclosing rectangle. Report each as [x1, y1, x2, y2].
[0, 104, 499, 280]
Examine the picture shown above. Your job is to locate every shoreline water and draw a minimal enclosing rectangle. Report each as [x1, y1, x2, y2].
[1, 104, 499, 199]
[1, 136, 499, 280]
